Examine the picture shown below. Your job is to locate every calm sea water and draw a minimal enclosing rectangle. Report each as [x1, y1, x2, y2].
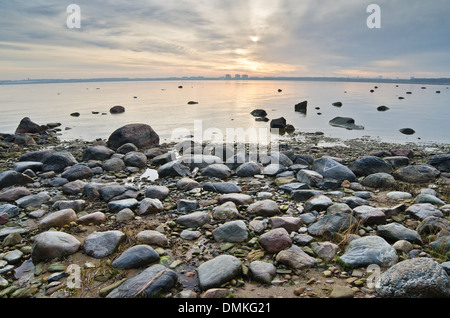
[0, 80, 449, 145]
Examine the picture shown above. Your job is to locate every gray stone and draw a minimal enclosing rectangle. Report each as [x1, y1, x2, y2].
[52, 199, 86, 212]
[235, 162, 261, 177]
[15, 192, 50, 209]
[138, 198, 164, 215]
[39, 209, 77, 229]
[361, 173, 396, 189]
[427, 154, 450, 172]
[180, 230, 202, 240]
[308, 212, 359, 237]
[275, 245, 318, 270]
[112, 245, 160, 269]
[416, 216, 450, 236]
[269, 216, 303, 233]
[387, 191, 413, 200]
[107, 264, 177, 298]
[247, 200, 280, 217]
[107, 123, 160, 150]
[212, 220, 248, 243]
[201, 164, 232, 179]
[296, 169, 323, 186]
[203, 182, 241, 194]
[180, 154, 223, 170]
[0, 187, 31, 202]
[311, 241, 339, 261]
[218, 193, 253, 206]
[312, 157, 356, 183]
[82, 145, 114, 161]
[123, 151, 147, 168]
[197, 255, 242, 290]
[304, 194, 333, 212]
[393, 164, 440, 183]
[291, 190, 323, 202]
[62, 180, 86, 195]
[42, 152, 78, 173]
[177, 199, 198, 212]
[352, 205, 386, 225]
[145, 185, 170, 200]
[99, 185, 139, 202]
[31, 231, 81, 263]
[135, 230, 169, 247]
[177, 178, 201, 191]
[377, 222, 422, 244]
[249, 261, 277, 284]
[0, 204, 19, 218]
[414, 194, 445, 205]
[176, 212, 211, 228]
[262, 164, 286, 176]
[339, 236, 398, 268]
[116, 143, 138, 154]
[0, 171, 34, 190]
[157, 160, 190, 178]
[349, 156, 393, 177]
[406, 203, 443, 220]
[108, 199, 138, 213]
[212, 201, 240, 220]
[61, 164, 94, 181]
[83, 230, 125, 258]
[376, 258, 450, 298]
[13, 161, 43, 173]
[103, 158, 125, 172]
[383, 156, 410, 169]
[77, 212, 106, 225]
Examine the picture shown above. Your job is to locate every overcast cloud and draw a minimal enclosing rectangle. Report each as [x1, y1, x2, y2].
[0, 0, 449, 80]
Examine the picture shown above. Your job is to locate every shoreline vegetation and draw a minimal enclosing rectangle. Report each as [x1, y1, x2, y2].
[1, 76, 450, 86]
[0, 117, 449, 299]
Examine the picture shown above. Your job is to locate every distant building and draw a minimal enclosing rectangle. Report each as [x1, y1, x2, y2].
[235, 74, 241, 79]
[242, 74, 249, 79]
[225, 74, 232, 79]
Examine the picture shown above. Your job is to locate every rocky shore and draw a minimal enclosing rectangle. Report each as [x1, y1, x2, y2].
[0, 118, 449, 299]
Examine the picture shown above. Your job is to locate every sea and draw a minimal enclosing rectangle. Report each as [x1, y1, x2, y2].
[0, 80, 449, 145]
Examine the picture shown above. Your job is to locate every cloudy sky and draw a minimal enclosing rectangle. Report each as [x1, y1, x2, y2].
[1, 0, 449, 80]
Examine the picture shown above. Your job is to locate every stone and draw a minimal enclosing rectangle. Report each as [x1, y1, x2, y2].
[197, 255, 242, 290]
[39, 209, 77, 229]
[249, 219, 268, 234]
[414, 193, 445, 205]
[269, 217, 303, 233]
[212, 201, 240, 220]
[212, 220, 248, 243]
[108, 199, 139, 213]
[15, 117, 45, 134]
[176, 212, 211, 228]
[377, 222, 422, 244]
[304, 195, 333, 212]
[107, 123, 159, 150]
[83, 231, 125, 258]
[31, 231, 81, 263]
[176, 178, 200, 191]
[275, 245, 318, 270]
[249, 261, 277, 284]
[251, 109, 268, 117]
[307, 213, 359, 237]
[61, 164, 93, 181]
[180, 230, 202, 241]
[82, 146, 114, 161]
[42, 152, 78, 173]
[145, 185, 170, 200]
[406, 203, 443, 220]
[393, 164, 441, 183]
[177, 199, 198, 212]
[312, 157, 356, 183]
[349, 156, 393, 177]
[428, 154, 450, 172]
[13, 161, 43, 173]
[103, 158, 125, 172]
[341, 196, 370, 209]
[247, 200, 280, 217]
[339, 236, 398, 268]
[112, 245, 160, 269]
[157, 161, 190, 178]
[376, 258, 450, 298]
[77, 212, 106, 225]
[116, 208, 135, 223]
[361, 173, 396, 189]
[383, 156, 410, 169]
[180, 154, 223, 170]
[218, 193, 253, 206]
[0, 204, 19, 218]
[259, 228, 292, 253]
[116, 143, 138, 154]
[387, 191, 413, 200]
[136, 230, 169, 247]
[291, 189, 323, 202]
[262, 164, 286, 176]
[16, 192, 50, 209]
[235, 162, 261, 177]
[0, 187, 31, 202]
[123, 151, 147, 168]
[294, 101, 308, 112]
[327, 203, 352, 214]
[52, 199, 86, 212]
[107, 264, 177, 298]
[330, 286, 355, 298]
[0, 171, 34, 190]
[201, 164, 232, 179]
[296, 169, 323, 186]
[329, 117, 364, 130]
[392, 240, 414, 254]
[139, 198, 164, 215]
[270, 117, 287, 129]
[352, 205, 386, 225]
[416, 216, 450, 236]
[311, 241, 339, 261]
[203, 182, 241, 194]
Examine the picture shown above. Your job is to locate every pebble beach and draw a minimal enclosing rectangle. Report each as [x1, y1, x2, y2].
[0, 115, 449, 300]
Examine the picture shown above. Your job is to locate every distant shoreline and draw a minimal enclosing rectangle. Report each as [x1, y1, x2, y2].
[1, 76, 450, 86]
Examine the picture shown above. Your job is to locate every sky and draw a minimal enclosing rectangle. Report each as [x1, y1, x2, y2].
[1, 0, 450, 80]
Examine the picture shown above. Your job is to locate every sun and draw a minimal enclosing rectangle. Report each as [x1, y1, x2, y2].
[250, 36, 259, 43]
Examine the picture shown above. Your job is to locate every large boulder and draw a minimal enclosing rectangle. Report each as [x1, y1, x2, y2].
[376, 258, 450, 298]
[15, 117, 46, 135]
[42, 152, 78, 173]
[0, 171, 34, 190]
[428, 154, 450, 172]
[349, 156, 392, 177]
[107, 124, 159, 150]
[393, 164, 440, 183]
[31, 231, 81, 263]
[312, 157, 356, 183]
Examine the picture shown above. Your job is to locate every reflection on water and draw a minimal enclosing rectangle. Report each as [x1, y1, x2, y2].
[0, 80, 448, 144]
